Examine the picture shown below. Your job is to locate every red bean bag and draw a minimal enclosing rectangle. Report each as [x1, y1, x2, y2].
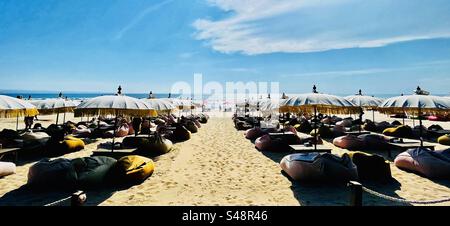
[245, 127, 266, 140]
[336, 119, 352, 127]
[358, 134, 392, 150]
[394, 148, 450, 179]
[280, 153, 358, 182]
[333, 135, 366, 150]
[255, 135, 290, 152]
[115, 124, 129, 137]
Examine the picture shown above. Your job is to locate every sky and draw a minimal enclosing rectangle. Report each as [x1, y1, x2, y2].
[1, 0, 450, 96]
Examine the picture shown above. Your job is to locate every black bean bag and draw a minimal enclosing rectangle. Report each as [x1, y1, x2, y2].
[347, 151, 392, 181]
[72, 156, 117, 189]
[28, 158, 78, 190]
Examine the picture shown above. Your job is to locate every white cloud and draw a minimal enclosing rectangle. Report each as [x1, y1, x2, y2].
[193, 0, 450, 55]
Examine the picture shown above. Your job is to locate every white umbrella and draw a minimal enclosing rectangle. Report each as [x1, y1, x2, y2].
[141, 98, 176, 113]
[30, 97, 78, 124]
[0, 95, 39, 130]
[75, 86, 157, 151]
[379, 86, 450, 146]
[280, 85, 359, 151]
[345, 89, 384, 122]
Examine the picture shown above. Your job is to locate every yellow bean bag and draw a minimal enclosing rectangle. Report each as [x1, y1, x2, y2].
[61, 136, 85, 153]
[438, 134, 450, 146]
[109, 155, 155, 185]
[382, 125, 413, 138]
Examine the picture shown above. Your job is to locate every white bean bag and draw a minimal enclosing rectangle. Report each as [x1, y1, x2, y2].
[0, 162, 16, 177]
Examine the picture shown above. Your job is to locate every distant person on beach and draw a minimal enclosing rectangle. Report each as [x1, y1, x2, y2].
[24, 116, 34, 130]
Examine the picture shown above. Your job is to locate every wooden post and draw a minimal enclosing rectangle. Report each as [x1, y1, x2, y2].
[348, 181, 362, 206]
[71, 191, 87, 206]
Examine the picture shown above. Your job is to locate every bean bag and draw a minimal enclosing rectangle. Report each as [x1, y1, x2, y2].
[0, 162, 16, 177]
[358, 134, 392, 150]
[115, 124, 129, 137]
[383, 125, 413, 138]
[310, 126, 333, 139]
[336, 119, 352, 127]
[255, 135, 291, 152]
[63, 122, 77, 134]
[295, 121, 313, 133]
[438, 134, 450, 146]
[391, 120, 402, 126]
[333, 135, 366, 150]
[72, 156, 117, 189]
[21, 131, 50, 146]
[245, 127, 266, 140]
[128, 123, 135, 135]
[46, 136, 85, 155]
[169, 124, 191, 142]
[428, 115, 447, 121]
[283, 126, 298, 135]
[108, 155, 155, 185]
[347, 152, 391, 181]
[194, 120, 201, 128]
[363, 121, 378, 132]
[103, 130, 115, 138]
[332, 125, 346, 137]
[28, 158, 78, 190]
[185, 121, 198, 133]
[376, 121, 392, 132]
[321, 117, 332, 124]
[280, 153, 358, 182]
[73, 127, 91, 138]
[199, 116, 208, 124]
[137, 134, 174, 155]
[428, 124, 443, 131]
[394, 148, 450, 179]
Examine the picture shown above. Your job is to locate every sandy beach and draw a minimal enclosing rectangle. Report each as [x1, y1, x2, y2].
[0, 112, 449, 206]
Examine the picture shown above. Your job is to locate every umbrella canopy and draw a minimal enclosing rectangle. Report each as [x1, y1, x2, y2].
[345, 90, 383, 109]
[75, 93, 157, 117]
[29, 98, 78, 115]
[379, 94, 450, 114]
[259, 99, 280, 112]
[162, 98, 195, 110]
[280, 86, 359, 114]
[141, 98, 177, 113]
[0, 95, 39, 118]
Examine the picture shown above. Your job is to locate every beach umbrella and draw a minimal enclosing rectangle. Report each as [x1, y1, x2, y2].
[141, 98, 176, 114]
[345, 89, 384, 123]
[0, 95, 39, 130]
[75, 86, 157, 151]
[379, 86, 450, 146]
[30, 95, 78, 125]
[280, 85, 359, 151]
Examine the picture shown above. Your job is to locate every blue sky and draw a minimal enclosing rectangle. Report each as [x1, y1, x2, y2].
[1, 0, 450, 95]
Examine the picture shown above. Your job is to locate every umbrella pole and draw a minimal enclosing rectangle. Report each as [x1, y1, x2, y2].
[112, 112, 118, 153]
[16, 114, 19, 131]
[63, 111, 66, 124]
[419, 107, 423, 148]
[56, 110, 60, 125]
[402, 110, 405, 125]
[314, 106, 317, 152]
[372, 109, 375, 123]
[359, 107, 362, 133]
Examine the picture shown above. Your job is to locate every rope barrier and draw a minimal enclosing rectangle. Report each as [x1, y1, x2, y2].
[348, 181, 450, 206]
[44, 196, 72, 206]
[361, 186, 450, 205]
